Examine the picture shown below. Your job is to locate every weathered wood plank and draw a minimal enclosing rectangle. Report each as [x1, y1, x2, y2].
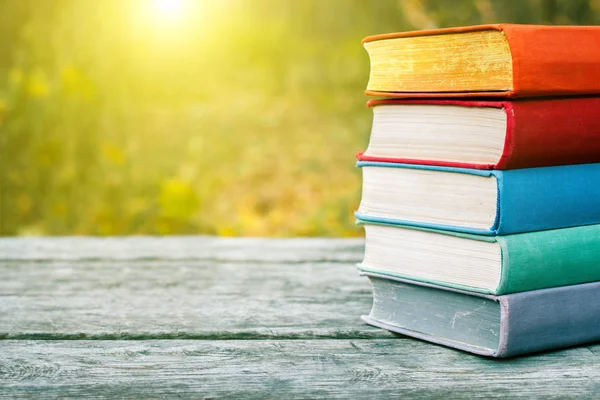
[0, 238, 387, 339]
[2, 340, 600, 399]
[0, 237, 363, 262]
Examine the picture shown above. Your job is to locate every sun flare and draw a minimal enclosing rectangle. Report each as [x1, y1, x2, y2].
[152, 0, 185, 21]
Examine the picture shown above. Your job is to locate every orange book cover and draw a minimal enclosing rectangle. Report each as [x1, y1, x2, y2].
[363, 24, 600, 98]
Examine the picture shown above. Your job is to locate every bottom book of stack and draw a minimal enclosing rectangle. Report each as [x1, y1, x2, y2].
[363, 273, 600, 358]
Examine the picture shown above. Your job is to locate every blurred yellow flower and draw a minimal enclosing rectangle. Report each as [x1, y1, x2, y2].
[217, 225, 236, 236]
[61, 65, 79, 86]
[27, 70, 50, 99]
[158, 179, 199, 220]
[101, 143, 126, 165]
[61, 65, 96, 100]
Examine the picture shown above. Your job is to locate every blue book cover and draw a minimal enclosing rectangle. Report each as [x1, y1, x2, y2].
[362, 272, 600, 358]
[356, 161, 600, 235]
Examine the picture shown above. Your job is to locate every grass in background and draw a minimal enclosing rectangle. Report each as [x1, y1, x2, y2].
[0, 0, 598, 236]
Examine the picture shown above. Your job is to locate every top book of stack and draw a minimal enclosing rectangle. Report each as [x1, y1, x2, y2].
[364, 24, 600, 98]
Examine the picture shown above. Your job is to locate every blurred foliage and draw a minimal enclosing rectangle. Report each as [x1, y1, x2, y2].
[0, 0, 598, 236]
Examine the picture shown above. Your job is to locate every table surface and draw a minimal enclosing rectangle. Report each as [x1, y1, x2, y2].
[2, 237, 600, 399]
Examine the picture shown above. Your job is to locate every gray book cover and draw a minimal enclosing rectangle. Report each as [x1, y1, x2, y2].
[362, 272, 600, 358]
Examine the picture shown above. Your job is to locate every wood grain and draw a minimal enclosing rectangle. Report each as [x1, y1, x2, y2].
[0, 237, 363, 262]
[2, 340, 600, 399]
[3, 237, 600, 398]
[0, 237, 387, 339]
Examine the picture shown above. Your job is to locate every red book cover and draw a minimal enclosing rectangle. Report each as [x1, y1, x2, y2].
[358, 97, 600, 170]
[363, 24, 600, 99]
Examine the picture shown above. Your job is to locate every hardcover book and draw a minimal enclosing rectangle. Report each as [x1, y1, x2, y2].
[359, 98, 600, 170]
[363, 273, 600, 357]
[358, 221, 600, 295]
[356, 161, 600, 235]
[363, 24, 600, 98]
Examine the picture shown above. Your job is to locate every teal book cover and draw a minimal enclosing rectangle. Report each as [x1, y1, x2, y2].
[357, 221, 600, 295]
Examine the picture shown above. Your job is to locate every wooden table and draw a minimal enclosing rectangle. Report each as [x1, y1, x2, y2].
[2, 237, 600, 398]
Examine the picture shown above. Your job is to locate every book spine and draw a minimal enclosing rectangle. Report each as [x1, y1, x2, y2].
[497, 98, 600, 170]
[494, 163, 600, 234]
[498, 281, 600, 357]
[496, 225, 600, 295]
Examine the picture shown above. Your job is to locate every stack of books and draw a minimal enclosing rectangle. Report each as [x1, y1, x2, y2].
[356, 24, 600, 357]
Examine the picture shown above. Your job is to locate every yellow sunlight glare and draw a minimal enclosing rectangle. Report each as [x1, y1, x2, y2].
[152, 0, 185, 21]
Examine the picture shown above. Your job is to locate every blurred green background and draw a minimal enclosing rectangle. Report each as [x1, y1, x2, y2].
[0, 0, 598, 236]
